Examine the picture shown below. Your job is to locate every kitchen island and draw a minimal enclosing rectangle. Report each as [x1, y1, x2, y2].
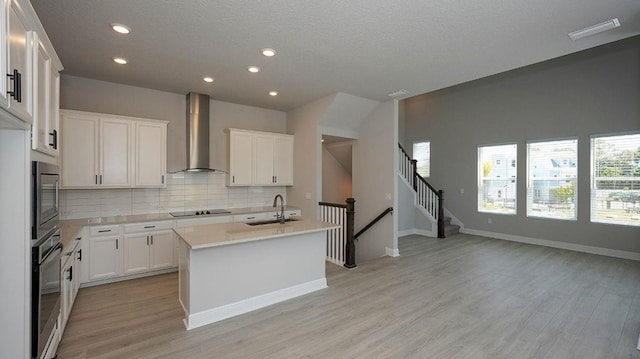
[174, 217, 338, 330]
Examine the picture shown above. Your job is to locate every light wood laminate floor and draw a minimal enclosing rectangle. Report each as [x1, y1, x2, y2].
[58, 234, 640, 359]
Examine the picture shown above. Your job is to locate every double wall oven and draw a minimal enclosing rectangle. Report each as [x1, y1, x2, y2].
[31, 161, 61, 359]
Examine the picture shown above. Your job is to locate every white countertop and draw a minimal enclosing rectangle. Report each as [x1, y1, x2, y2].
[58, 206, 301, 248]
[174, 217, 339, 250]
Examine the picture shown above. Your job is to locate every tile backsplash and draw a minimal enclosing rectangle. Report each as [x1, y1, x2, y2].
[59, 172, 287, 219]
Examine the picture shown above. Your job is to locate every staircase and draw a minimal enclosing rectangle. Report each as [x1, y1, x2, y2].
[443, 216, 460, 237]
[398, 143, 460, 238]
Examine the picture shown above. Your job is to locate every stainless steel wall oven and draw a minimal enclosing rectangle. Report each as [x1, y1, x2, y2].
[31, 229, 61, 359]
[31, 161, 61, 359]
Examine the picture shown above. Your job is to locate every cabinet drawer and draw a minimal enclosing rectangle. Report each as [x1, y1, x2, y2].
[233, 213, 271, 222]
[124, 221, 173, 233]
[175, 216, 232, 228]
[89, 225, 122, 236]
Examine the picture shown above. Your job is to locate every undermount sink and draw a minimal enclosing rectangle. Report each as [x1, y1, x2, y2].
[246, 218, 300, 226]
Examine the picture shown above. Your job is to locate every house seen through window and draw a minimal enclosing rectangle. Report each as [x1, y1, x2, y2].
[478, 144, 517, 214]
[527, 139, 577, 220]
[591, 133, 640, 226]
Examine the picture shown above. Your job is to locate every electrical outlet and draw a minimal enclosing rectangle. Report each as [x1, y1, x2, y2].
[460, 188, 464, 194]
[385, 193, 391, 200]
[488, 218, 492, 224]
[305, 192, 312, 200]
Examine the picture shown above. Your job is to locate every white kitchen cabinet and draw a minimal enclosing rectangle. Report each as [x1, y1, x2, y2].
[60, 237, 81, 335]
[228, 128, 294, 187]
[31, 31, 61, 156]
[134, 120, 167, 187]
[5, 0, 32, 122]
[61, 112, 132, 188]
[228, 130, 253, 186]
[123, 221, 175, 275]
[61, 110, 167, 189]
[100, 118, 133, 187]
[60, 112, 99, 187]
[273, 135, 293, 185]
[87, 225, 122, 282]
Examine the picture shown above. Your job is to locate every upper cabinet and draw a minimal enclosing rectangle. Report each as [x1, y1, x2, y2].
[60, 110, 168, 189]
[134, 121, 167, 187]
[6, 0, 32, 121]
[227, 128, 293, 187]
[0, 0, 63, 150]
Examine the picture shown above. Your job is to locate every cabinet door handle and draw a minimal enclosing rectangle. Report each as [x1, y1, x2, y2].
[96, 175, 98, 184]
[232, 175, 235, 183]
[146, 235, 149, 246]
[77, 249, 82, 261]
[7, 69, 21, 102]
[162, 175, 165, 185]
[144, 225, 156, 229]
[69, 265, 73, 281]
[49, 129, 58, 149]
[116, 239, 119, 250]
[98, 229, 111, 233]
[100, 174, 103, 184]
[151, 235, 153, 245]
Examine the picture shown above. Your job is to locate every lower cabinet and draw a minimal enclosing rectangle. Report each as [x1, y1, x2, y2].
[88, 229, 122, 282]
[60, 237, 81, 335]
[123, 221, 175, 275]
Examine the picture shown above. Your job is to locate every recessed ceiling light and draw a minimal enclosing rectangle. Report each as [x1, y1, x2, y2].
[269, 91, 278, 96]
[568, 18, 620, 40]
[248, 66, 260, 73]
[261, 48, 276, 57]
[203, 77, 214, 83]
[110, 23, 131, 34]
[113, 57, 128, 65]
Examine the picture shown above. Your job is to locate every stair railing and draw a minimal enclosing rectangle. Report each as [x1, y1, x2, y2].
[398, 143, 445, 238]
[319, 200, 349, 266]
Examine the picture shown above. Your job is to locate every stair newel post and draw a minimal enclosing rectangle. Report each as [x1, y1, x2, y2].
[411, 159, 418, 191]
[437, 190, 445, 238]
[344, 198, 357, 269]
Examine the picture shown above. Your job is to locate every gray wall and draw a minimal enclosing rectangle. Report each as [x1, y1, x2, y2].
[353, 100, 397, 261]
[60, 75, 286, 173]
[402, 36, 640, 254]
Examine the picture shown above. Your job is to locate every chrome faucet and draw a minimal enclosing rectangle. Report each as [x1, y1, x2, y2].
[272, 194, 285, 224]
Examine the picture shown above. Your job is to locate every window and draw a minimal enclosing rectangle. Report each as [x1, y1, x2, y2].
[413, 141, 430, 177]
[478, 144, 517, 214]
[591, 133, 640, 226]
[527, 139, 577, 220]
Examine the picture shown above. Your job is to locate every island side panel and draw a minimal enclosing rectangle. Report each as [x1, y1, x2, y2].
[178, 239, 190, 315]
[189, 231, 326, 318]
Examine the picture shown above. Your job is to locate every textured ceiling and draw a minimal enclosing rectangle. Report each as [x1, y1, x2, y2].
[31, 0, 640, 111]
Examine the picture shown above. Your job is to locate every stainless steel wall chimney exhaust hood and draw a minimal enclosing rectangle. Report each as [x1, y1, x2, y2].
[185, 92, 217, 172]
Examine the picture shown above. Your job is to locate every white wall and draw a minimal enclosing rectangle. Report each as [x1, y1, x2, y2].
[322, 145, 352, 204]
[352, 101, 398, 261]
[286, 94, 337, 218]
[0, 129, 30, 359]
[60, 172, 286, 219]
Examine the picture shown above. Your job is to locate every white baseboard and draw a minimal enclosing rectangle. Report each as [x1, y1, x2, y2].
[462, 228, 640, 261]
[385, 247, 400, 257]
[397, 229, 415, 237]
[185, 278, 327, 330]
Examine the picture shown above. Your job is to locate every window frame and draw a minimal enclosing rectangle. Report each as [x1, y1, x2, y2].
[590, 131, 640, 227]
[526, 138, 578, 221]
[412, 141, 431, 178]
[477, 143, 518, 215]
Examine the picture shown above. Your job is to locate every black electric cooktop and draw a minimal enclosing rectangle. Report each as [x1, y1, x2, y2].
[169, 209, 232, 217]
